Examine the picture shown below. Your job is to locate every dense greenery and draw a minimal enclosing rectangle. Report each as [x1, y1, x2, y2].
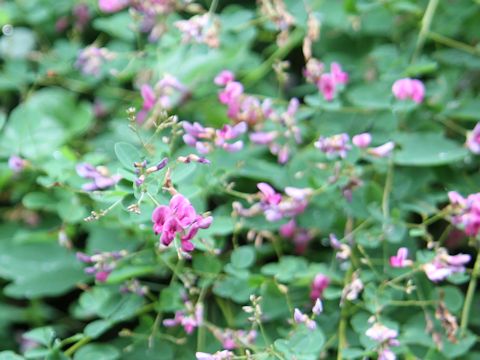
[1, 0, 480, 359]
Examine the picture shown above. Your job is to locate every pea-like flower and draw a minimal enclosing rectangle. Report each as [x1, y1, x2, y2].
[466, 123, 480, 154]
[389, 247, 413, 268]
[315, 133, 351, 158]
[392, 78, 425, 103]
[366, 322, 399, 360]
[76, 163, 121, 191]
[151, 194, 213, 252]
[448, 190, 480, 236]
[423, 248, 470, 282]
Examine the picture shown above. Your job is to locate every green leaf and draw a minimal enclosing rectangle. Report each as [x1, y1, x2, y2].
[231, 246, 256, 269]
[0, 239, 88, 299]
[114, 142, 142, 170]
[0, 351, 24, 360]
[93, 13, 134, 41]
[74, 344, 120, 360]
[394, 133, 468, 166]
[84, 320, 113, 339]
[347, 81, 392, 110]
[23, 327, 55, 347]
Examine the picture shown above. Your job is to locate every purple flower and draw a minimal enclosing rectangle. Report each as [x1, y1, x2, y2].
[310, 273, 330, 301]
[466, 123, 480, 154]
[392, 78, 425, 103]
[8, 155, 26, 173]
[352, 133, 372, 148]
[314, 133, 351, 158]
[75, 46, 116, 77]
[76, 163, 121, 191]
[164, 301, 203, 334]
[389, 247, 413, 268]
[293, 308, 316, 330]
[77, 250, 127, 282]
[152, 194, 212, 252]
[368, 141, 395, 158]
[423, 248, 471, 282]
[366, 323, 399, 348]
[312, 298, 323, 315]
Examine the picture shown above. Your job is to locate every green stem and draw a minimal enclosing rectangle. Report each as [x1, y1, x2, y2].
[64, 336, 91, 357]
[460, 248, 480, 335]
[428, 31, 480, 55]
[243, 28, 304, 86]
[382, 160, 394, 271]
[412, 0, 439, 62]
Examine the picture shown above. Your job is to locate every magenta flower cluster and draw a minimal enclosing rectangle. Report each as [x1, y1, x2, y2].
[183, 121, 247, 154]
[163, 301, 203, 334]
[280, 219, 313, 254]
[234, 183, 311, 222]
[152, 194, 213, 252]
[249, 98, 302, 164]
[423, 248, 470, 282]
[303, 58, 349, 101]
[366, 322, 399, 360]
[138, 74, 189, 122]
[77, 250, 127, 282]
[315, 132, 395, 159]
[448, 190, 480, 237]
[310, 273, 330, 301]
[215, 70, 273, 125]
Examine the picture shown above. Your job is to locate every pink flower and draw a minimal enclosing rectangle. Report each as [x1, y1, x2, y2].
[466, 123, 480, 154]
[389, 247, 413, 268]
[8, 155, 27, 173]
[258, 183, 282, 206]
[330, 62, 348, 85]
[352, 133, 372, 148]
[196, 350, 234, 360]
[423, 248, 471, 282]
[310, 273, 330, 301]
[98, 0, 129, 13]
[250, 131, 277, 145]
[293, 309, 316, 330]
[318, 73, 336, 101]
[366, 323, 398, 343]
[315, 133, 351, 158]
[368, 141, 395, 157]
[152, 194, 212, 252]
[448, 191, 480, 236]
[218, 81, 243, 104]
[214, 70, 235, 86]
[279, 219, 313, 254]
[392, 78, 425, 103]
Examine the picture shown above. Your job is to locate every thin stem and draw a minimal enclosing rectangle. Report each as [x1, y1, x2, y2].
[243, 28, 304, 86]
[460, 247, 480, 335]
[412, 0, 439, 63]
[64, 336, 91, 357]
[428, 31, 480, 56]
[382, 160, 394, 271]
